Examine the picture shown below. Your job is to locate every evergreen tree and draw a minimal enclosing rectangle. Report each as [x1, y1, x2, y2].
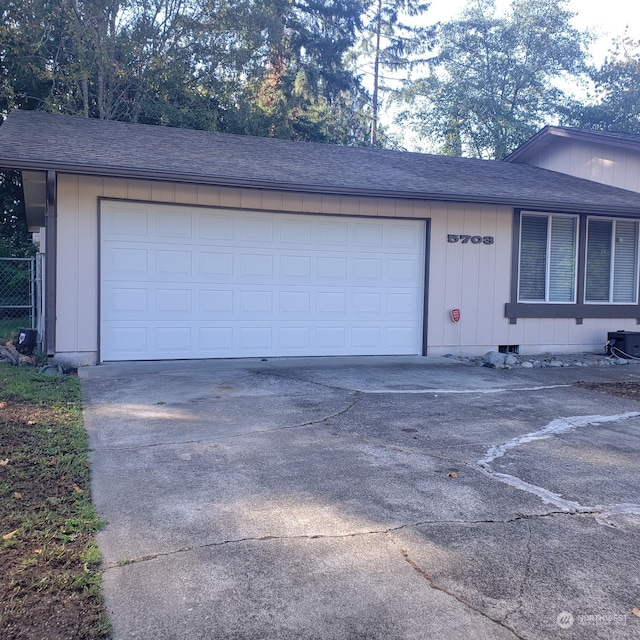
[359, 0, 432, 146]
[251, 0, 371, 143]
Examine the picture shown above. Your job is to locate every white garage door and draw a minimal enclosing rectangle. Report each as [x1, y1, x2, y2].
[100, 201, 425, 361]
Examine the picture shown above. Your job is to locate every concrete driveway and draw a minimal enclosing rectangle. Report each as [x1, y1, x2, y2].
[80, 356, 640, 640]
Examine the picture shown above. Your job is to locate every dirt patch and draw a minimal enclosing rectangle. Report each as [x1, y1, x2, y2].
[0, 370, 109, 639]
[575, 381, 640, 401]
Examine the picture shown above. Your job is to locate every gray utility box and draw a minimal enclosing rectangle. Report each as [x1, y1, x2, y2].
[606, 331, 640, 357]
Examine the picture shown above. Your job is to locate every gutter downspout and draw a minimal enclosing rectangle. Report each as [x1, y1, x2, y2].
[44, 170, 56, 357]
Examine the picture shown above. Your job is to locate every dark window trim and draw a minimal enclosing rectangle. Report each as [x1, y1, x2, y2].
[506, 208, 640, 323]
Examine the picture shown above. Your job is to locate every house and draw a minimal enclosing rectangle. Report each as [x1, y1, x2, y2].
[506, 125, 640, 192]
[2, 110, 640, 366]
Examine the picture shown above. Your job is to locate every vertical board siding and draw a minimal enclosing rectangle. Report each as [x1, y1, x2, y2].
[56, 173, 637, 359]
[426, 203, 513, 354]
[151, 182, 176, 203]
[282, 192, 304, 212]
[77, 176, 102, 351]
[515, 317, 640, 352]
[56, 175, 81, 352]
[475, 205, 500, 346]
[126, 180, 152, 201]
[533, 139, 640, 194]
[56, 175, 434, 357]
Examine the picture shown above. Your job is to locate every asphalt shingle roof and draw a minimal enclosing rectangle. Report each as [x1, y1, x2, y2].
[2, 110, 640, 214]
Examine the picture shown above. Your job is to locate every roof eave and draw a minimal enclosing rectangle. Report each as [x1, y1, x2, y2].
[2, 158, 640, 217]
[507, 126, 640, 163]
[505, 126, 559, 162]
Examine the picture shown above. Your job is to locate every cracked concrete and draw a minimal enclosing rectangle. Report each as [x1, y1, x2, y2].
[81, 356, 640, 639]
[393, 540, 525, 640]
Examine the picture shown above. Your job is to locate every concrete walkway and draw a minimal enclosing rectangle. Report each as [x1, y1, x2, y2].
[80, 356, 640, 639]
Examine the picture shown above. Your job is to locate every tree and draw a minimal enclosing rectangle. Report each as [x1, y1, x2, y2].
[398, 0, 589, 158]
[0, 0, 374, 143]
[248, 0, 372, 144]
[359, 0, 432, 146]
[562, 34, 640, 133]
[0, 169, 32, 257]
[0, 0, 53, 119]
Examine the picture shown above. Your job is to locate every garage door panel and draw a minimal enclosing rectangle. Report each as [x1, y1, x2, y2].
[200, 215, 234, 240]
[106, 247, 148, 273]
[353, 223, 383, 247]
[103, 208, 149, 236]
[280, 220, 311, 244]
[109, 288, 148, 313]
[317, 221, 348, 245]
[241, 217, 273, 242]
[200, 252, 234, 276]
[279, 291, 311, 314]
[353, 258, 382, 280]
[200, 290, 234, 313]
[157, 211, 193, 238]
[279, 327, 310, 349]
[199, 327, 233, 351]
[389, 225, 421, 248]
[101, 201, 425, 361]
[240, 253, 274, 277]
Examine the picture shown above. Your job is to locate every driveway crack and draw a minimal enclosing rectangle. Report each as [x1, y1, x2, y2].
[103, 511, 577, 571]
[253, 369, 356, 393]
[476, 411, 640, 524]
[390, 537, 525, 640]
[93, 398, 360, 451]
[503, 521, 533, 626]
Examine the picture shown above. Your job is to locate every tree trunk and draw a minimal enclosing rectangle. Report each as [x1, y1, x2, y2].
[370, 0, 383, 146]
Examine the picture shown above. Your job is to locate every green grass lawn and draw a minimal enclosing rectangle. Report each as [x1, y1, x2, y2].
[0, 365, 110, 639]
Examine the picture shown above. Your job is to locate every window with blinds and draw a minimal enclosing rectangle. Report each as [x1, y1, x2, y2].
[519, 214, 577, 302]
[585, 218, 639, 303]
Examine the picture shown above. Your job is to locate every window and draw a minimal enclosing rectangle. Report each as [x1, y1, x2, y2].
[508, 210, 640, 321]
[585, 218, 639, 304]
[518, 214, 577, 303]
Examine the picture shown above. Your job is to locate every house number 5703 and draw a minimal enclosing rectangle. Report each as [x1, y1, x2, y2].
[448, 234, 494, 245]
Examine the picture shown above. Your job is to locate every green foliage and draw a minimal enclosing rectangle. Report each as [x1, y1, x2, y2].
[0, 316, 30, 339]
[562, 34, 640, 133]
[0, 169, 33, 258]
[0, 0, 374, 144]
[0, 169, 34, 327]
[248, 0, 372, 143]
[398, 0, 590, 158]
[359, 0, 433, 145]
[1, 0, 637, 156]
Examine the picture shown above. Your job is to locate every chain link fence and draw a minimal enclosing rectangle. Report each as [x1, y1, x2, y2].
[0, 257, 39, 342]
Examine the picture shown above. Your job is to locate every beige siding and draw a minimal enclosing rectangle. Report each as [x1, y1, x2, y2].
[55, 175, 439, 360]
[507, 317, 640, 354]
[56, 175, 81, 355]
[55, 173, 633, 363]
[527, 138, 640, 193]
[426, 203, 514, 356]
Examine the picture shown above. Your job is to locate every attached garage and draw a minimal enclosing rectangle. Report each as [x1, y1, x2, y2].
[5, 111, 640, 367]
[100, 200, 426, 360]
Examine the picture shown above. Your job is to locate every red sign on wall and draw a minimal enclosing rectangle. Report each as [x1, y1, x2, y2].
[451, 308, 461, 323]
